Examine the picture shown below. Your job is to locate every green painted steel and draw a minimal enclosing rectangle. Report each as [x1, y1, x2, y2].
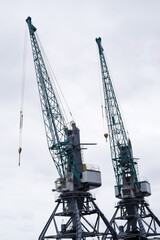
[96, 37, 139, 193]
[26, 17, 80, 181]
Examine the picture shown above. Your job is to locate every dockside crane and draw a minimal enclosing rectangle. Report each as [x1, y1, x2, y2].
[26, 17, 117, 240]
[96, 37, 160, 240]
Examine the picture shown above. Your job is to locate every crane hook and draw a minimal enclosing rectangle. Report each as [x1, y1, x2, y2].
[18, 147, 22, 166]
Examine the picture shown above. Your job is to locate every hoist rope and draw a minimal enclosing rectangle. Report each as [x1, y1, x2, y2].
[97, 44, 130, 142]
[18, 24, 28, 166]
[96, 47, 107, 134]
[36, 33, 74, 126]
[104, 52, 130, 140]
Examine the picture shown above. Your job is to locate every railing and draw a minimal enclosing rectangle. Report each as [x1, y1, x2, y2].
[83, 163, 100, 171]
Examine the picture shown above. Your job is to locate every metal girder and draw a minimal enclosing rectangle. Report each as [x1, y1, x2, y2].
[38, 192, 118, 240]
[102, 199, 160, 240]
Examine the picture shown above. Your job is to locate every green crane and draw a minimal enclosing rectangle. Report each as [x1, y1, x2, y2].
[96, 37, 160, 240]
[26, 17, 117, 240]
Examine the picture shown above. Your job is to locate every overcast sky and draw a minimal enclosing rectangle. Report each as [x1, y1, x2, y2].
[0, 1, 160, 239]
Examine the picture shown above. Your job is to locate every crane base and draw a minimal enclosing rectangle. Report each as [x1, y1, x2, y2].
[38, 191, 117, 240]
[103, 198, 160, 240]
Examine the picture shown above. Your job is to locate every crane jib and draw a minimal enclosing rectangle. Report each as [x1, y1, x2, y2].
[26, 16, 80, 182]
[96, 37, 140, 193]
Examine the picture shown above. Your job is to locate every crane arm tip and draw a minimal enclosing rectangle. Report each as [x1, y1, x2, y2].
[26, 16, 37, 33]
[95, 37, 101, 44]
[26, 16, 31, 23]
